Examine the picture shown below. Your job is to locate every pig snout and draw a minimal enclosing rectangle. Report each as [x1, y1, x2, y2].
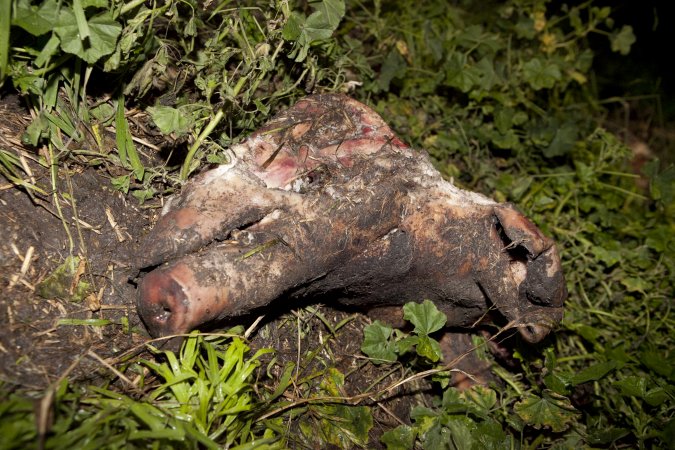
[491, 206, 566, 343]
[137, 263, 229, 337]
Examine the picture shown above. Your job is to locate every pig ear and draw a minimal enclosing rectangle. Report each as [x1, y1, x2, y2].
[493, 205, 553, 257]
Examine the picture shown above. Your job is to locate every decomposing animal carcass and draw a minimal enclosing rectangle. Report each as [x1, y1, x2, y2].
[136, 94, 566, 342]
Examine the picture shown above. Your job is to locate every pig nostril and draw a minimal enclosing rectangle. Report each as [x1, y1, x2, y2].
[154, 303, 172, 323]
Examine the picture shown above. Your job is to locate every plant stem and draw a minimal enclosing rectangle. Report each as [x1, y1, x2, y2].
[180, 109, 225, 180]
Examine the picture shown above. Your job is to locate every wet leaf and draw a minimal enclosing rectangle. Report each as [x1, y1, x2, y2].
[361, 321, 397, 364]
[321, 405, 373, 448]
[610, 25, 636, 55]
[514, 390, 578, 432]
[416, 335, 442, 362]
[147, 105, 192, 136]
[54, 11, 122, 64]
[544, 123, 578, 157]
[522, 58, 561, 90]
[403, 300, 447, 335]
[569, 360, 617, 385]
[12, 0, 59, 36]
[381, 425, 415, 450]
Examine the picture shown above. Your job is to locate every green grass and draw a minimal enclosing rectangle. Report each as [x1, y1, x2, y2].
[0, 0, 673, 448]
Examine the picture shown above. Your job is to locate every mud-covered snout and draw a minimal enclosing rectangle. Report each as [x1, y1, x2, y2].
[522, 244, 567, 308]
[493, 206, 567, 343]
[516, 244, 566, 343]
[137, 266, 191, 338]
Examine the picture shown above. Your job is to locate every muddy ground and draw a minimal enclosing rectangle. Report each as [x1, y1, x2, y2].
[0, 95, 150, 388]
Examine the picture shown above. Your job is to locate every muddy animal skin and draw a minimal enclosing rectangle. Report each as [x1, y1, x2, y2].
[136, 94, 566, 341]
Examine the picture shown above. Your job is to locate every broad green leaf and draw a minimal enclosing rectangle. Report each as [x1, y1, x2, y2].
[361, 321, 397, 364]
[463, 386, 497, 413]
[446, 416, 475, 449]
[303, 0, 345, 42]
[514, 390, 578, 432]
[111, 174, 130, 193]
[610, 25, 636, 55]
[287, 0, 345, 62]
[569, 360, 617, 385]
[381, 425, 415, 450]
[620, 276, 649, 293]
[522, 58, 561, 90]
[445, 54, 481, 92]
[321, 404, 373, 448]
[442, 387, 469, 415]
[544, 122, 577, 157]
[644, 161, 675, 204]
[397, 335, 419, 355]
[544, 372, 569, 395]
[12, 0, 60, 36]
[415, 335, 442, 362]
[403, 300, 447, 335]
[474, 57, 500, 90]
[592, 245, 622, 267]
[282, 12, 303, 40]
[475, 419, 513, 450]
[494, 108, 514, 134]
[147, 105, 192, 135]
[377, 49, 407, 91]
[319, 367, 345, 397]
[421, 420, 451, 450]
[639, 349, 674, 380]
[644, 388, 668, 407]
[492, 130, 519, 149]
[55, 11, 122, 64]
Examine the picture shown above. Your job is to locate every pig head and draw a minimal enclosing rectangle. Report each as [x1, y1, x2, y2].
[136, 94, 566, 342]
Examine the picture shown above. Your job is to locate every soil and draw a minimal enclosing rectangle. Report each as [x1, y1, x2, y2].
[0, 94, 151, 388]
